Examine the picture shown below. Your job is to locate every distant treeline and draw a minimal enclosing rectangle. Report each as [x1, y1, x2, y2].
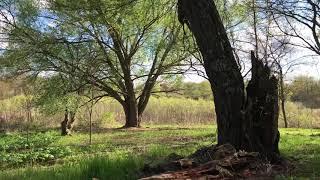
[152, 76, 320, 109]
[0, 75, 319, 131]
[1, 75, 320, 107]
[287, 76, 320, 109]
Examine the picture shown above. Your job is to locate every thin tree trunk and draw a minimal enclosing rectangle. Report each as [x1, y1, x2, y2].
[89, 88, 94, 145]
[61, 109, 69, 136]
[178, 0, 280, 158]
[279, 71, 288, 128]
[89, 107, 92, 145]
[281, 99, 288, 128]
[252, 0, 259, 58]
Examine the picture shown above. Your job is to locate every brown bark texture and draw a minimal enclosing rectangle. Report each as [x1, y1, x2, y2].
[177, 0, 280, 158]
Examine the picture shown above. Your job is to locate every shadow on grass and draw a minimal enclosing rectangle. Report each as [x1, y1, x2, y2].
[281, 140, 320, 178]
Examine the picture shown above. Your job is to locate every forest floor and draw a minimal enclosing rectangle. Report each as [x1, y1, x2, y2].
[0, 125, 320, 179]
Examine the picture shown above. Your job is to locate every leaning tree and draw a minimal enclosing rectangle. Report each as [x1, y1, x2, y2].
[177, 0, 280, 158]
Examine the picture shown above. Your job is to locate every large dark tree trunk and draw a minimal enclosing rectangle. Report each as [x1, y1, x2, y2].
[244, 52, 280, 156]
[178, 0, 280, 158]
[123, 96, 140, 128]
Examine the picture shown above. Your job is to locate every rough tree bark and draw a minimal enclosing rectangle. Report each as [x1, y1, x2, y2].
[123, 96, 140, 128]
[177, 0, 280, 158]
[245, 52, 280, 155]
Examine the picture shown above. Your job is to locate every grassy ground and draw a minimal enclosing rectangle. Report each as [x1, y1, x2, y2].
[0, 126, 319, 179]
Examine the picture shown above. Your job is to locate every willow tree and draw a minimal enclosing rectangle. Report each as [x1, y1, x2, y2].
[0, 0, 189, 128]
[178, 0, 280, 158]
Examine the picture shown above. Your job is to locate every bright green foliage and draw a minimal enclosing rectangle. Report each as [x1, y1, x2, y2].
[0, 131, 72, 168]
[1, 155, 144, 180]
[279, 128, 320, 177]
[0, 0, 191, 125]
[215, 0, 250, 27]
[0, 0, 186, 96]
[34, 77, 82, 115]
[180, 81, 212, 100]
[0, 95, 30, 113]
[155, 81, 213, 100]
[287, 76, 320, 109]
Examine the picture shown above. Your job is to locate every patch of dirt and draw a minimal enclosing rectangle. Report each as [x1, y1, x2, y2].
[157, 136, 196, 144]
[140, 144, 293, 179]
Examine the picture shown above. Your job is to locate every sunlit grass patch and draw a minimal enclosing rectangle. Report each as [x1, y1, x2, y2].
[1, 154, 144, 180]
[280, 128, 320, 177]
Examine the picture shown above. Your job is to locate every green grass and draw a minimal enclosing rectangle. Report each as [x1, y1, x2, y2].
[279, 128, 320, 178]
[0, 126, 319, 179]
[1, 155, 143, 180]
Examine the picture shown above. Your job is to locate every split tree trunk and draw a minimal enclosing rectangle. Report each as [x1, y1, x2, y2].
[244, 52, 280, 155]
[178, 0, 280, 158]
[61, 109, 77, 136]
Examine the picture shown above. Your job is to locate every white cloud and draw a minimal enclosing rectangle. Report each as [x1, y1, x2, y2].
[0, 9, 13, 50]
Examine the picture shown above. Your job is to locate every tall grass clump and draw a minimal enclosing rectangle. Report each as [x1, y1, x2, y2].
[1, 94, 320, 130]
[79, 96, 215, 126]
[279, 101, 320, 128]
[141, 97, 215, 125]
[0, 154, 144, 180]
